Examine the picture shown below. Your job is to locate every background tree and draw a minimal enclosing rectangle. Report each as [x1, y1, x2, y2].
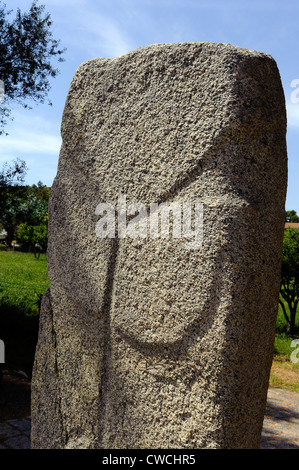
[17, 215, 48, 253]
[285, 210, 299, 223]
[16, 182, 49, 252]
[0, 157, 27, 187]
[0, 0, 65, 134]
[0, 158, 27, 245]
[279, 227, 299, 336]
[0, 160, 49, 247]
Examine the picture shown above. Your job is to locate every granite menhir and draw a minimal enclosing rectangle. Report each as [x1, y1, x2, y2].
[31, 42, 287, 449]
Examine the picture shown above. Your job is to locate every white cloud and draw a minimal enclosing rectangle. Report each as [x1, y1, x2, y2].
[77, 14, 133, 58]
[0, 112, 61, 157]
[286, 101, 299, 128]
[1, 132, 61, 156]
[0, 111, 61, 186]
[11, 0, 134, 59]
[53, 2, 133, 58]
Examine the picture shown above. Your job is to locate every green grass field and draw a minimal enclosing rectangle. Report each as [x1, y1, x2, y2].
[0, 246, 49, 373]
[0, 246, 298, 389]
[0, 246, 49, 312]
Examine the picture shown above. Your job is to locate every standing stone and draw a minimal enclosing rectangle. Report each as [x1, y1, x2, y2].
[31, 43, 287, 449]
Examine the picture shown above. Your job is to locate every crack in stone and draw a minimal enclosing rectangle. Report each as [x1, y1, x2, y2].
[97, 237, 119, 443]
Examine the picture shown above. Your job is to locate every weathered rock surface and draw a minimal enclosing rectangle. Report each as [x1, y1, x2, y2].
[31, 42, 287, 449]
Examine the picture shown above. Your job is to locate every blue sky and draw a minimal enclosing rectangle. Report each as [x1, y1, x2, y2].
[1, 0, 299, 213]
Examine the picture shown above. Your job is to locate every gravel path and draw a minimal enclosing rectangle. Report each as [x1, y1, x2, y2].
[260, 387, 299, 449]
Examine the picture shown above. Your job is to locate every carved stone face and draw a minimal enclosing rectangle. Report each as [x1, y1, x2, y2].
[32, 43, 286, 449]
[48, 43, 286, 347]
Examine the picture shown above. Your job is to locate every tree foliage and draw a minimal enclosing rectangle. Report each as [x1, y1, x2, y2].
[0, 159, 27, 245]
[17, 216, 48, 252]
[280, 227, 299, 336]
[0, 0, 65, 133]
[285, 210, 299, 223]
[0, 157, 27, 187]
[0, 160, 49, 248]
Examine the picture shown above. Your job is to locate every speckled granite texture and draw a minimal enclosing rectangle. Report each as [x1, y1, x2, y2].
[31, 42, 287, 449]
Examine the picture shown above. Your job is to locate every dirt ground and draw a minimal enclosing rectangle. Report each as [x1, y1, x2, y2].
[270, 360, 299, 392]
